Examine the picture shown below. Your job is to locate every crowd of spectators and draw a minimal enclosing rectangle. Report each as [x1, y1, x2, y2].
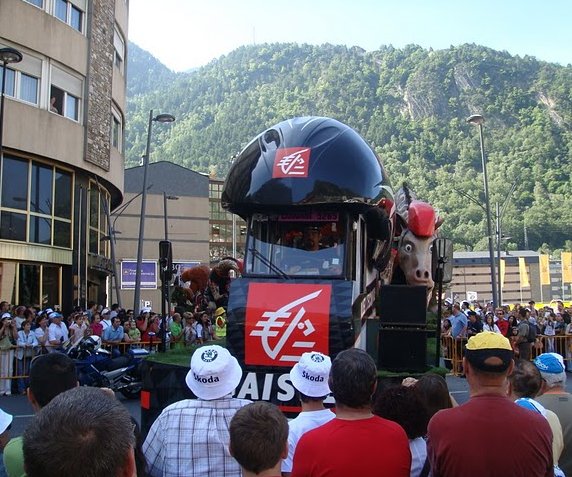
[0, 299, 227, 395]
[441, 299, 572, 362]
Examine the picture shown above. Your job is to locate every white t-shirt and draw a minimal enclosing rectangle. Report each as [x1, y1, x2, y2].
[281, 408, 336, 472]
[409, 436, 428, 477]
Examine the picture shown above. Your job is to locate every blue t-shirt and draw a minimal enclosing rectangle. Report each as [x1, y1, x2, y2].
[451, 312, 468, 338]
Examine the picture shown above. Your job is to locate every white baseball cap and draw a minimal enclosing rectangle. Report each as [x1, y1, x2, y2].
[289, 351, 332, 397]
[0, 408, 13, 434]
[101, 308, 110, 315]
[1, 313, 11, 320]
[140, 307, 151, 314]
[185, 345, 242, 400]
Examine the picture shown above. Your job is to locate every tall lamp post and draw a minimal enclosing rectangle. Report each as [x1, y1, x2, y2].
[0, 47, 23, 162]
[467, 114, 498, 308]
[133, 110, 175, 316]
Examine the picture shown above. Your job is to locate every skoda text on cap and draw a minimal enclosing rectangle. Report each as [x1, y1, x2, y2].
[289, 351, 332, 397]
[185, 345, 242, 400]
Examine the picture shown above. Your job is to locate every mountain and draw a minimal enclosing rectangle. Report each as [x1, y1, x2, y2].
[125, 42, 572, 254]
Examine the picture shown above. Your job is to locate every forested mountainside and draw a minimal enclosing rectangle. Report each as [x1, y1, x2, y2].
[125, 42, 572, 253]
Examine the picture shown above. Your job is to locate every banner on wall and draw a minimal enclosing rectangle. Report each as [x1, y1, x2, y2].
[121, 260, 157, 289]
[518, 257, 530, 288]
[500, 259, 506, 290]
[539, 254, 551, 286]
[562, 252, 572, 284]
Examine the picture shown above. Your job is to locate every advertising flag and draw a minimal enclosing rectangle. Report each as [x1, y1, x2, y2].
[500, 258, 506, 290]
[519, 257, 530, 288]
[539, 254, 551, 286]
[562, 252, 572, 283]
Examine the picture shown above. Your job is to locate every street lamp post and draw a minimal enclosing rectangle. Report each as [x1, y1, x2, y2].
[467, 114, 498, 309]
[0, 47, 23, 162]
[495, 180, 518, 305]
[133, 110, 175, 316]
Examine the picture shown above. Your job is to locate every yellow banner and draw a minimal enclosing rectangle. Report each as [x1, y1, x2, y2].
[539, 254, 551, 285]
[519, 257, 530, 288]
[563, 252, 572, 283]
[500, 259, 506, 290]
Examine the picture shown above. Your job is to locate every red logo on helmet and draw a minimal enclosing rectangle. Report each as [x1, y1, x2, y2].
[245, 283, 330, 366]
[273, 147, 311, 178]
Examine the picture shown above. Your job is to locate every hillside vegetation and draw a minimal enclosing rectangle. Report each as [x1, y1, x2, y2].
[125, 42, 572, 253]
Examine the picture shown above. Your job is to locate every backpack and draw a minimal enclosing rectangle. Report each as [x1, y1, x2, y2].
[527, 322, 537, 343]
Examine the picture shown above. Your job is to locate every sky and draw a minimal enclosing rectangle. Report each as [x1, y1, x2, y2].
[128, 0, 572, 72]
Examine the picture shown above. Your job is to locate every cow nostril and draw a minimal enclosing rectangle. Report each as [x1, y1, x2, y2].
[424, 271, 429, 278]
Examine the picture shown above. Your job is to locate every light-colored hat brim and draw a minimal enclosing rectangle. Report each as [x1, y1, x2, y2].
[289, 363, 331, 397]
[185, 355, 243, 400]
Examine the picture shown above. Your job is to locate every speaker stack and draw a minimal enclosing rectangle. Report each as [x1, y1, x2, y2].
[378, 285, 430, 372]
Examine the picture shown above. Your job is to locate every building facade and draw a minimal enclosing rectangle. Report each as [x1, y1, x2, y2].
[0, 0, 128, 312]
[209, 178, 246, 263]
[450, 251, 571, 305]
[113, 161, 210, 312]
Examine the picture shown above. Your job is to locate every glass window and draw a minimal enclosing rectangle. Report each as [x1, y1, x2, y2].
[0, 211, 27, 241]
[70, 5, 82, 31]
[0, 67, 16, 97]
[89, 229, 98, 254]
[42, 266, 60, 307]
[1, 156, 29, 209]
[65, 93, 79, 121]
[89, 189, 98, 227]
[24, 0, 44, 7]
[31, 163, 53, 215]
[30, 215, 52, 245]
[19, 73, 38, 104]
[53, 220, 71, 248]
[18, 264, 40, 307]
[246, 211, 346, 277]
[54, 170, 72, 219]
[111, 115, 120, 149]
[55, 0, 67, 21]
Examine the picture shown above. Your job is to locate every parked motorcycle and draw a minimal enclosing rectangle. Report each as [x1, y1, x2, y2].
[67, 335, 149, 399]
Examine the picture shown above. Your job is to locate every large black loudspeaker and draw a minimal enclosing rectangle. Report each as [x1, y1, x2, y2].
[379, 285, 427, 325]
[378, 285, 428, 372]
[378, 329, 428, 372]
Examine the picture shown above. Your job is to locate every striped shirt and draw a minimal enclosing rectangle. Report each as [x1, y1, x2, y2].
[143, 396, 251, 477]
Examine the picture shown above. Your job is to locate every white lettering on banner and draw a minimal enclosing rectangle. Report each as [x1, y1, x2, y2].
[236, 372, 295, 402]
[250, 290, 322, 363]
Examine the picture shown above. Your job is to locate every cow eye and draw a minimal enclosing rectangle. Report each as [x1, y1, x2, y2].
[404, 243, 413, 253]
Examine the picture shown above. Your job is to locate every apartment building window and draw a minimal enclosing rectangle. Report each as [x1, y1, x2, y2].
[0, 155, 73, 248]
[23, 0, 43, 7]
[113, 27, 126, 74]
[54, 0, 84, 33]
[0, 66, 39, 106]
[50, 65, 82, 121]
[111, 106, 122, 150]
[88, 184, 110, 257]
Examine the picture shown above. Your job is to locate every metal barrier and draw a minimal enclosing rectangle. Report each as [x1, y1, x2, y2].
[441, 333, 572, 376]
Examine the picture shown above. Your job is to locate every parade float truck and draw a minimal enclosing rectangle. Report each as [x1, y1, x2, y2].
[221, 116, 404, 411]
[140, 117, 439, 432]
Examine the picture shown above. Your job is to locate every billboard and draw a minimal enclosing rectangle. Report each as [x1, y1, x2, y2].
[121, 260, 157, 289]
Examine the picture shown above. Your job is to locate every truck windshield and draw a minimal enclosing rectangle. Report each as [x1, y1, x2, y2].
[246, 212, 345, 277]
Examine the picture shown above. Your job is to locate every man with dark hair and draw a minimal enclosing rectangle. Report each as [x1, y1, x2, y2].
[291, 348, 410, 477]
[509, 359, 564, 476]
[516, 307, 533, 360]
[229, 402, 288, 477]
[282, 351, 335, 476]
[23, 387, 136, 477]
[428, 332, 553, 476]
[3, 353, 78, 476]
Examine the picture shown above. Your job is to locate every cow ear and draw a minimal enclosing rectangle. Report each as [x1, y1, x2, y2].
[435, 216, 444, 229]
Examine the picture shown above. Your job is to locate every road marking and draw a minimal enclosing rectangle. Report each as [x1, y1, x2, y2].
[449, 391, 468, 394]
[13, 415, 34, 419]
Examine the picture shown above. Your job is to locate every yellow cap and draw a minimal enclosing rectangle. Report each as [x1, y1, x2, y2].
[466, 331, 512, 351]
[214, 307, 226, 317]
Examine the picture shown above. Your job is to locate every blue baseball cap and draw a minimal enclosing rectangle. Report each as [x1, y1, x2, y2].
[534, 353, 565, 374]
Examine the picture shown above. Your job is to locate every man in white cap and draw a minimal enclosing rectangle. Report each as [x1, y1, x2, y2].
[100, 308, 112, 331]
[143, 345, 250, 477]
[282, 351, 335, 477]
[535, 352, 572, 476]
[47, 312, 68, 352]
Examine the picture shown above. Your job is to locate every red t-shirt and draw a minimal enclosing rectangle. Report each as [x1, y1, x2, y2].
[428, 394, 553, 477]
[291, 416, 411, 477]
[497, 319, 509, 336]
